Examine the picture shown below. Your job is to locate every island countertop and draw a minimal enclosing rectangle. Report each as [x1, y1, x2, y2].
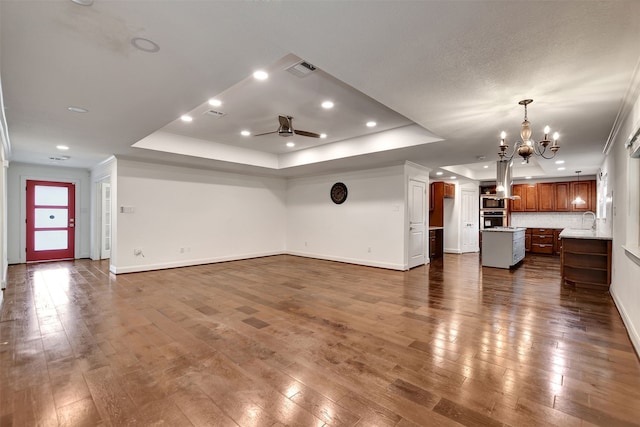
[481, 227, 527, 233]
[559, 228, 612, 240]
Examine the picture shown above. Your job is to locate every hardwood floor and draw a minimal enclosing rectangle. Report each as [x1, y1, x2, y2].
[1, 253, 639, 426]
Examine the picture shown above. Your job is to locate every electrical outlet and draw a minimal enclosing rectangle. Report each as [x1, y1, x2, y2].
[134, 249, 142, 256]
[304, 241, 308, 247]
[368, 247, 372, 253]
[179, 247, 185, 253]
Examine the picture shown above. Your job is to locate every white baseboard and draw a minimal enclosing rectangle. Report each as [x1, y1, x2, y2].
[610, 285, 640, 358]
[444, 248, 462, 254]
[111, 250, 284, 274]
[286, 250, 406, 271]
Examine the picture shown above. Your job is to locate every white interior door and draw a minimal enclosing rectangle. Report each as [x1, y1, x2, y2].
[100, 182, 111, 259]
[461, 188, 479, 252]
[408, 179, 426, 268]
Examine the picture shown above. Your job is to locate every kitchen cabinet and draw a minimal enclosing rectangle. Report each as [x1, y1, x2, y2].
[553, 229, 562, 255]
[444, 182, 455, 199]
[429, 182, 446, 227]
[530, 228, 554, 254]
[510, 180, 595, 213]
[554, 182, 571, 212]
[510, 184, 524, 211]
[481, 228, 526, 269]
[561, 235, 612, 287]
[510, 184, 537, 211]
[537, 183, 555, 211]
[571, 180, 594, 212]
[429, 228, 443, 259]
[525, 229, 532, 252]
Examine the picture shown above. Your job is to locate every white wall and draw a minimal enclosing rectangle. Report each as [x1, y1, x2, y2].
[603, 89, 640, 355]
[443, 183, 459, 253]
[90, 157, 116, 261]
[286, 165, 407, 270]
[7, 162, 91, 264]
[113, 159, 287, 273]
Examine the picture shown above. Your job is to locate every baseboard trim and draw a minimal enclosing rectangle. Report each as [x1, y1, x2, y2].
[610, 285, 640, 358]
[286, 251, 405, 271]
[444, 248, 462, 254]
[111, 251, 285, 274]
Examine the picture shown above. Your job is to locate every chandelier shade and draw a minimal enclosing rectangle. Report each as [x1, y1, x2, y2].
[498, 99, 559, 163]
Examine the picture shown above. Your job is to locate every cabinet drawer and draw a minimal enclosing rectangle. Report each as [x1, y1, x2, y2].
[532, 235, 554, 244]
[531, 243, 554, 254]
[530, 228, 554, 235]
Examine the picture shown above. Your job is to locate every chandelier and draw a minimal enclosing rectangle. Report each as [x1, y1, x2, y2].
[498, 99, 559, 163]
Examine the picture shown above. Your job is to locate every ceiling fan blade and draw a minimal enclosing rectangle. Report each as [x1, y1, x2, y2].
[294, 129, 321, 138]
[253, 130, 278, 137]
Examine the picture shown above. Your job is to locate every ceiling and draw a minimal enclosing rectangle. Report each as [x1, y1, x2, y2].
[2, 1, 640, 181]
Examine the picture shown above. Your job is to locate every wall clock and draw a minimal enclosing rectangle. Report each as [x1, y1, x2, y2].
[330, 182, 348, 204]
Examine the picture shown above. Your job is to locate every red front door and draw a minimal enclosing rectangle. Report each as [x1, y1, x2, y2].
[26, 180, 76, 262]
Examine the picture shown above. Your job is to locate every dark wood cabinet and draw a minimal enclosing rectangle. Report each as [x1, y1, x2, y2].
[510, 184, 524, 212]
[561, 238, 612, 287]
[537, 183, 555, 211]
[523, 184, 538, 211]
[511, 180, 595, 213]
[530, 228, 554, 254]
[554, 182, 571, 212]
[571, 180, 593, 212]
[444, 182, 455, 199]
[429, 229, 443, 259]
[553, 229, 562, 255]
[525, 229, 532, 252]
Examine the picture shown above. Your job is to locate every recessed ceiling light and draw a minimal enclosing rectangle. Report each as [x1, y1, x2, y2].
[320, 133, 327, 139]
[321, 101, 334, 109]
[131, 37, 160, 53]
[558, 167, 566, 171]
[286, 142, 295, 147]
[70, 0, 93, 5]
[208, 99, 222, 107]
[67, 106, 88, 113]
[525, 176, 532, 179]
[436, 171, 443, 176]
[253, 70, 268, 80]
[240, 130, 251, 136]
[366, 121, 377, 128]
[450, 176, 457, 180]
[483, 165, 489, 169]
[555, 160, 565, 164]
[56, 145, 69, 151]
[180, 115, 193, 122]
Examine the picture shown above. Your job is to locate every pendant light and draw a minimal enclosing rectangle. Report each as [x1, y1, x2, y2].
[572, 170, 586, 205]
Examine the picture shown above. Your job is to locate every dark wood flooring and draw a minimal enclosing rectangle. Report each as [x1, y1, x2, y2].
[1, 253, 639, 426]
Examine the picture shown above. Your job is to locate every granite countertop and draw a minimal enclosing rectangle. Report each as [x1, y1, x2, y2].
[559, 228, 612, 240]
[481, 227, 527, 233]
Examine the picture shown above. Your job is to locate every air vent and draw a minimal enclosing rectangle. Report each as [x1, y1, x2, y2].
[49, 155, 70, 161]
[203, 109, 225, 118]
[286, 61, 317, 78]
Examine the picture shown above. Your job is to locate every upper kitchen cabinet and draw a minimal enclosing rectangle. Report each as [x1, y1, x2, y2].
[537, 183, 555, 211]
[554, 182, 571, 212]
[444, 183, 455, 199]
[571, 180, 594, 212]
[511, 184, 537, 212]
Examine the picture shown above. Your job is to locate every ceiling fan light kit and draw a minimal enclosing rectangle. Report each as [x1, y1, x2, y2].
[498, 99, 559, 164]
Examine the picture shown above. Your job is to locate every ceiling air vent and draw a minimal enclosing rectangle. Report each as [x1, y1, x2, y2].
[203, 109, 225, 118]
[49, 155, 70, 161]
[286, 61, 317, 78]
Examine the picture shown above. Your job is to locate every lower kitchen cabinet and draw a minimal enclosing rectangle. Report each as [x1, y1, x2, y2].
[429, 228, 443, 259]
[530, 228, 554, 254]
[561, 237, 612, 287]
[481, 228, 526, 269]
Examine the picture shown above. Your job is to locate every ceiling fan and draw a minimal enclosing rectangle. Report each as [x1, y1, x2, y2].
[254, 115, 320, 138]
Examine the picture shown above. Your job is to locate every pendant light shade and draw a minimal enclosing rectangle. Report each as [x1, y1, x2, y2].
[572, 170, 586, 205]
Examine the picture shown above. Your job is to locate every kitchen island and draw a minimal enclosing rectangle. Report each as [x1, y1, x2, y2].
[560, 228, 612, 287]
[481, 227, 527, 269]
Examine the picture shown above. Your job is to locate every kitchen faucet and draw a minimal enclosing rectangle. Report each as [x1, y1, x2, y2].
[582, 211, 596, 230]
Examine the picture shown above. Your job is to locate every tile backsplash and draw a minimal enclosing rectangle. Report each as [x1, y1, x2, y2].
[510, 212, 600, 229]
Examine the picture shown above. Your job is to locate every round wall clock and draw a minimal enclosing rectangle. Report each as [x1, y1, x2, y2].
[330, 182, 348, 204]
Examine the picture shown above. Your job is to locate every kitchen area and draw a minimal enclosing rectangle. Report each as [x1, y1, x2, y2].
[478, 160, 613, 289]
